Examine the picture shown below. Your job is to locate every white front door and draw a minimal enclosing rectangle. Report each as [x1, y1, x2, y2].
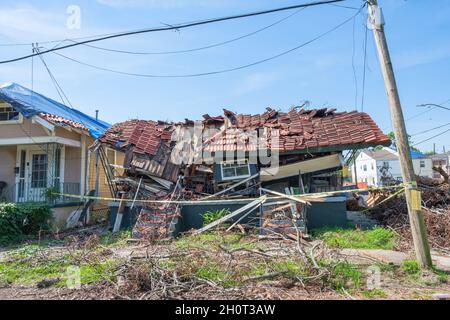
[28, 152, 48, 202]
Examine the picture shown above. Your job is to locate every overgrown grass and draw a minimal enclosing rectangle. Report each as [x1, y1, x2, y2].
[313, 226, 396, 250]
[327, 261, 362, 290]
[99, 230, 131, 247]
[174, 232, 256, 251]
[401, 260, 420, 275]
[361, 289, 387, 299]
[0, 242, 118, 287]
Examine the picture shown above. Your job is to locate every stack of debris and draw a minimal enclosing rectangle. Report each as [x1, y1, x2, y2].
[369, 176, 450, 250]
[93, 106, 390, 239]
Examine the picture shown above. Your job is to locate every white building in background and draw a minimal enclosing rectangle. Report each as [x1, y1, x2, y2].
[431, 153, 450, 179]
[350, 147, 433, 186]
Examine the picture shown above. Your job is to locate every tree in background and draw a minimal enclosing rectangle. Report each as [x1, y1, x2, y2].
[387, 132, 421, 152]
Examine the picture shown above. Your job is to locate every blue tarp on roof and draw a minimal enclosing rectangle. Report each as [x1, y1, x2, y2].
[410, 150, 427, 159]
[0, 82, 110, 138]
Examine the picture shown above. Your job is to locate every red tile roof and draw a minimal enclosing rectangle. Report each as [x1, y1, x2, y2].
[203, 108, 390, 153]
[99, 108, 390, 156]
[39, 113, 89, 131]
[99, 119, 173, 156]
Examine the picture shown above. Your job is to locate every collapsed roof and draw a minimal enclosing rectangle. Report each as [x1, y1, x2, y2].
[98, 107, 390, 156]
[98, 119, 173, 155]
[0, 82, 110, 138]
[201, 108, 391, 153]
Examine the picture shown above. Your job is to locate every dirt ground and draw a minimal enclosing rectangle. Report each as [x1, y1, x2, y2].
[0, 228, 449, 300]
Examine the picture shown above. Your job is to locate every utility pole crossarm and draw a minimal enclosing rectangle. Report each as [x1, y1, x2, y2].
[367, 0, 432, 267]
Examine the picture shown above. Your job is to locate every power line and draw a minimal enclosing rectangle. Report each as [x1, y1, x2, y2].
[410, 122, 450, 137]
[0, 0, 345, 65]
[47, 6, 363, 79]
[0, 2, 356, 49]
[66, 8, 306, 55]
[34, 46, 94, 132]
[412, 128, 450, 147]
[35, 45, 72, 108]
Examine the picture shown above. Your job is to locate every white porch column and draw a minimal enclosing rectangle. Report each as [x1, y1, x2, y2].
[80, 135, 87, 196]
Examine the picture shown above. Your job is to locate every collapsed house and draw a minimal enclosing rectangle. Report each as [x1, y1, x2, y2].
[93, 107, 390, 239]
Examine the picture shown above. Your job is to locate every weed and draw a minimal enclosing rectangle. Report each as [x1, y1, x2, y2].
[202, 209, 230, 226]
[402, 260, 420, 275]
[313, 226, 396, 250]
[328, 261, 362, 290]
[99, 230, 131, 247]
[362, 289, 387, 299]
[174, 232, 255, 250]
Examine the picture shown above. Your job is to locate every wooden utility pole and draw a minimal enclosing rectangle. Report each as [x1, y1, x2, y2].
[367, 0, 432, 267]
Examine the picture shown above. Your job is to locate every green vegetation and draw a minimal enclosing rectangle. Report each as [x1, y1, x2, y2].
[0, 242, 118, 287]
[362, 289, 387, 299]
[327, 261, 362, 290]
[313, 226, 396, 250]
[401, 260, 420, 275]
[0, 203, 53, 245]
[202, 209, 230, 226]
[99, 230, 131, 247]
[174, 232, 256, 250]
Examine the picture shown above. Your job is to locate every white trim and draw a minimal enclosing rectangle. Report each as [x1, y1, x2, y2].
[80, 135, 86, 196]
[32, 116, 55, 133]
[220, 159, 251, 181]
[0, 136, 81, 147]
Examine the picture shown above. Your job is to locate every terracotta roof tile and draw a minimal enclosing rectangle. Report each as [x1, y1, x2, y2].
[201, 108, 390, 153]
[99, 119, 173, 156]
[39, 113, 89, 131]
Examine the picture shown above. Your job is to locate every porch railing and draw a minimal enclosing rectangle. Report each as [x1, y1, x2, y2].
[1, 182, 81, 204]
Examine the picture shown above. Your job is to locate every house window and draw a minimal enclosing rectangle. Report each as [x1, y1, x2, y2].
[363, 164, 367, 172]
[420, 160, 425, 168]
[221, 159, 251, 180]
[0, 104, 20, 123]
[31, 154, 48, 188]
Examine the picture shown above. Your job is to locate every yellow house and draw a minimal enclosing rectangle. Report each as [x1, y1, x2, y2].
[0, 83, 116, 227]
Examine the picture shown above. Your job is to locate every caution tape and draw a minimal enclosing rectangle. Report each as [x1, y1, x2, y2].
[52, 183, 411, 205]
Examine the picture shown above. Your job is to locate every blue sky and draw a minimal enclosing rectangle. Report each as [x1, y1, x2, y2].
[0, 0, 449, 153]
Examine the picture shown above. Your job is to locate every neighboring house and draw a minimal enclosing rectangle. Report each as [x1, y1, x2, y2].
[431, 153, 450, 180]
[350, 147, 433, 186]
[0, 83, 111, 210]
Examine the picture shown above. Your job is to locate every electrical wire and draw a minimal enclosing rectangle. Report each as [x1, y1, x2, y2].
[0, 0, 345, 65]
[410, 122, 450, 137]
[412, 128, 450, 147]
[35, 46, 73, 109]
[47, 6, 363, 79]
[65, 7, 306, 55]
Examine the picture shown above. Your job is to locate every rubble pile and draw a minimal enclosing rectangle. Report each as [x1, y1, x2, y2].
[369, 177, 450, 250]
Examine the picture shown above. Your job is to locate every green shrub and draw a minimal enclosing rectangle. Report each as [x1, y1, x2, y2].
[202, 209, 230, 226]
[0, 203, 53, 245]
[402, 260, 420, 275]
